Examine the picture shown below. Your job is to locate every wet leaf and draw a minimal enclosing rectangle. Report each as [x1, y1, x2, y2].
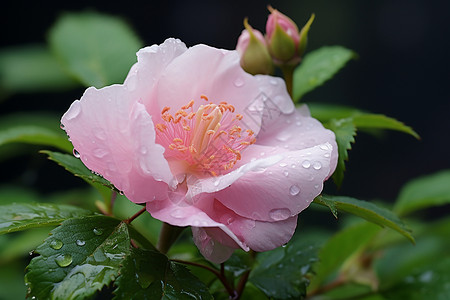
[113, 248, 213, 300]
[0, 203, 93, 235]
[293, 46, 356, 101]
[25, 216, 130, 300]
[250, 237, 318, 299]
[315, 195, 414, 243]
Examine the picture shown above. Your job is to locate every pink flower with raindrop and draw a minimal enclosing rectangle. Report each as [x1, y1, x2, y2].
[61, 38, 337, 263]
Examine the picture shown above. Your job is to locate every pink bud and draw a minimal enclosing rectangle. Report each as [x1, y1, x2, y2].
[236, 28, 267, 57]
[266, 6, 300, 46]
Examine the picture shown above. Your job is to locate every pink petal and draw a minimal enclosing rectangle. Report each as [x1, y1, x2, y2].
[256, 104, 338, 178]
[61, 85, 174, 203]
[149, 44, 293, 134]
[125, 38, 188, 117]
[214, 143, 334, 222]
[192, 227, 237, 264]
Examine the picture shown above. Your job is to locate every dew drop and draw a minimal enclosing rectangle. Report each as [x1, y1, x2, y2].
[140, 146, 148, 154]
[319, 144, 330, 150]
[276, 131, 291, 142]
[50, 239, 63, 250]
[260, 152, 265, 156]
[314, 184, 320, 189]
[76, 240, 86, 246]
[270, 79, 278, 85]
[233, 77, 244, 87]
[296, 121, 302, 126]
[93, 148, 108, 158]
[65, 101, 81, 120]
[324, 153, 330, 158]
[213, 179, 220, 187]
[279, 162, 288, 167]
[269, 208, 291, 221]
[301, 160, 311, 169]
[93, 228, 103, 236]
[55, 253, 73, 267]
[226, 217, 234, 225]
[60, 123, 65, 130]
[73, 149, 81, 158]
[313, 161, 322, 170]
[283, 170, 289, 177]
[289, 184, 301, 196]
[291, 164, 296, 168]
[170, 209, 184, 219]
[94, 129, 107, 141]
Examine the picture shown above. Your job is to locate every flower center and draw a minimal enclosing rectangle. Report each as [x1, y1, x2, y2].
[155, 95, 256, 176]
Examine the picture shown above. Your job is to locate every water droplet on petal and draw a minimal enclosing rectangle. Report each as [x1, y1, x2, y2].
[314, 184, 320, 189]
[226, 217, 234, 225]
[65, 101, 81, 120]
[302, 160, 311, 169]
[289, 185, 301, 196]
[55, 253, 73, 267]
[324, 153, 330, 158]
[140, 146, 148, 154]
[270, 79, 278, 85]
[283, 170, 289, 177]
[94, 129, 107, 140]
[93, 228, 103, 236]
[233, 77, 244, 87]
[93, 148, 108, 158]
[320, 144, 330, 150]
[279, 162, 287, 167]
[291, 164, 296, 168]
[276, 131, 291, 142]
[269, 208, 291, 221]
[170, 209, 184, 219]
[313, 161, 322, 170]
[73, 149, 80, 158]
[296, 121, 302, 126]
[213, 178, 221, 187]
[60, 123, 65, 130]
[50, 239, 63, 250]
[76, 240, 86, 246]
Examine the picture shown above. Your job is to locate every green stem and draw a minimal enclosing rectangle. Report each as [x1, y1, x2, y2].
[156, 222, 185, 254]
[280, 65, 295, 98]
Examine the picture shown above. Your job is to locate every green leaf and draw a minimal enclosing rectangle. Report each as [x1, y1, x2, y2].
[0, 113, 73, 153]
[315, 195, 414, 243]
[0, 203, 93, 235]
[308, 222, 381, 290]
[249, 237, 318, 299]
[114, 248, 213, 300]
[41, 150, 115, 191]
[324, 118, 356, 187]
[293, 46, 356, 101]
[25, 216, 129, 300]
[382, 257, 450, 300]
[352, 114, 419, 139]
[394, 170, 450, 216]
[308, 103, 363, 123]
[0, 45, 77, 97]
[48, 12, 142, 88]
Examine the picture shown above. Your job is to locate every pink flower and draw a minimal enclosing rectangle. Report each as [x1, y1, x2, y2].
[61, 38, 337, 263]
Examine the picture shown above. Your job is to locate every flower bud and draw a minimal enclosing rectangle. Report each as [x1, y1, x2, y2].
[265, 6, 300, 62]
[236, 19, 273, 75]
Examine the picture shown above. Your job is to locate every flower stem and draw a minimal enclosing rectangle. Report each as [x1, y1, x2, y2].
[124, 207, 147, 224]
[156, 222, 185, 254]
[172, 259, 237, 298]
[280, 65, 295, 98]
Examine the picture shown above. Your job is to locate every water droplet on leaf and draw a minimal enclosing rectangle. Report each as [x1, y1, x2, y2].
[55, 253, 73, 267]
[76, 240, 86, 246]
[93, 228, 103, 236]
[50, 239, 63, 250]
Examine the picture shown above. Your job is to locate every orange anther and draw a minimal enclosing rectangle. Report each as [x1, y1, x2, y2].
[200, 95, 209, 101]
[161, 106, 171, 114]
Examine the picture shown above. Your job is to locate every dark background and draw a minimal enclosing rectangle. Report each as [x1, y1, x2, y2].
[1, 0, 449, 205]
